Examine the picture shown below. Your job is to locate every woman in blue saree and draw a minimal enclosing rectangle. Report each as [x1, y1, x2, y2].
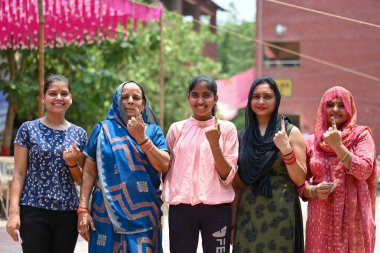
[77, 81, 170, 253]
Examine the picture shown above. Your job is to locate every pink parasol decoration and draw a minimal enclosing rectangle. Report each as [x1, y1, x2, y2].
[0, 0, 164, 150]
[0, 0, 163, 49]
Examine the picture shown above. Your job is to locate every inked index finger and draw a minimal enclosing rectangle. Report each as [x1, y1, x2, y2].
[281, 115, 286, 132]
[134, 107, 144, 123]
[214, 116, 218, 126]
[331, 116, 337, 129]
[134, 107, 140, 117]
[137, 111, 144, 124]
[214, 117, 220, 131]
[72, 139, 77, 148]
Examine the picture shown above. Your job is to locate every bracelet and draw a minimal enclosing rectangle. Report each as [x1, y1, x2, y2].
[310, 185, 316, 198]
[67, 163, 78, 168]
[282, 150, 293, 157]
[138, 138, 149, 146]
[231, 224, 236, 231]
[77, 206, 89, 215]
[141, 140, 155, 153]
[282, 151, 297, 165]
[341, 151, 349, 163]
[282, 150, 294, 160]
[146, 144, 155, 153]
[285, 158, 297, 166]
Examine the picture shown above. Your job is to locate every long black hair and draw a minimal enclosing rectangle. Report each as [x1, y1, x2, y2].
[238, 76, 283, 197]
[244, 76, 281, 142]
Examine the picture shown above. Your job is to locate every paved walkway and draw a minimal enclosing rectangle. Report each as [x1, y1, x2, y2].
[1, 197, 380, 252]
[0, 203, 196, 253]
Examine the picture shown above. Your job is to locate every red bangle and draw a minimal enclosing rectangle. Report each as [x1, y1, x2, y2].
[77, 206, 89, 215]
[284, 156, 296, 165]
[283, 151, 297, 165]
[282, 150, 294, 160]
[284, 158, 297, 166]
[231, 224, 236, 231]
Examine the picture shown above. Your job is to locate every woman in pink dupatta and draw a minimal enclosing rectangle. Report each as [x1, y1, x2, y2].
[300, 86, 377, 253]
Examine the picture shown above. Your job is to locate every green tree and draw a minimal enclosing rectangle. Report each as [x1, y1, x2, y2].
[217, 21, 255, 77]
[0, 10, 221, 154]
[216, 20, 255, 130]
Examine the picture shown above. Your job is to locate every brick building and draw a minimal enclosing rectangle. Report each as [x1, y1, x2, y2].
[256, 0, 380, 153]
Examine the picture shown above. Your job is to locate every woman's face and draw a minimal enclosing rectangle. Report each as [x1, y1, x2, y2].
[250, 83, 276, 118]
[121, 83, 145, 118]
[187, 81, 218, 121]
[325, 97, 349, 128]
[43, 81, 72, 113]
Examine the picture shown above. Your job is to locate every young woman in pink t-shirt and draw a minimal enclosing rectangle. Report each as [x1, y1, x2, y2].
[162, 75, 239, 253]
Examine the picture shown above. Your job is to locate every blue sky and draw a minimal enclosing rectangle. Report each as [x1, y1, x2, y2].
[213, 0, 256, 23]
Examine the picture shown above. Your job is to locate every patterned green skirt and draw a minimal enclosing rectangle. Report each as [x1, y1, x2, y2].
[233, 175, 304, 253]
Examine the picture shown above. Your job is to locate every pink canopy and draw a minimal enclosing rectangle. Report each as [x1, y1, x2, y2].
[216, 67, 256, 119]
[0, 0, 162, 49]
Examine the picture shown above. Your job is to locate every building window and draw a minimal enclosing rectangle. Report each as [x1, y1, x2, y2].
[263, 41, 300, 68]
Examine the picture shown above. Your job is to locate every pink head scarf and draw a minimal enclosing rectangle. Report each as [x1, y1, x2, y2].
[314, 86, 358, 153]
[312, 87, 377, 253]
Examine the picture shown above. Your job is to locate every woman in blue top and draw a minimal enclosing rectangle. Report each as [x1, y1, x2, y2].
[77, 81, 170, 253]
[6, 74, 87, 253]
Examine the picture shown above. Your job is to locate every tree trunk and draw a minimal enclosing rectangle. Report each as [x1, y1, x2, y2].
[159, 13, 165, 130]
[1, 101, 17, 156]
[38, 0, 45, 117]
[1, 49, 17, 156]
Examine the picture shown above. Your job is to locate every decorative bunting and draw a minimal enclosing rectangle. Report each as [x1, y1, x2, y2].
[0, 0, 162, 49]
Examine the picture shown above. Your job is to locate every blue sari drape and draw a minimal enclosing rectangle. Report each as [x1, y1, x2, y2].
[95, 119, 162, 233]
[87, 82, 166, 252]
[87, 81, 165, 236]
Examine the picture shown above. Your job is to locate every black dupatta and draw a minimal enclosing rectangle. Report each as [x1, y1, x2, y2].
[238, 76, 286, 197]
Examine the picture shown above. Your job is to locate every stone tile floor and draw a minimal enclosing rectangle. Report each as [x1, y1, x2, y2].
[1, 197, 379, 252]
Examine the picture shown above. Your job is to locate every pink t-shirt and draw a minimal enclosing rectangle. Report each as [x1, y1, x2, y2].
[162, 116, 239, 205]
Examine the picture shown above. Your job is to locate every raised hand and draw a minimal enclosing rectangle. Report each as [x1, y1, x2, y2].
[63, 140, 80, 166]
[323, 117, 342, 150]
[273, 116, 292, 155]
[127, 107, 147, 144]
[205, 117, 221, 149]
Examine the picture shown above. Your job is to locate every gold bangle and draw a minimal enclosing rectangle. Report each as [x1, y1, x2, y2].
[145, 141, 155, 153]
[310, 185, 316, 198]
[341, 151, 349, 163]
